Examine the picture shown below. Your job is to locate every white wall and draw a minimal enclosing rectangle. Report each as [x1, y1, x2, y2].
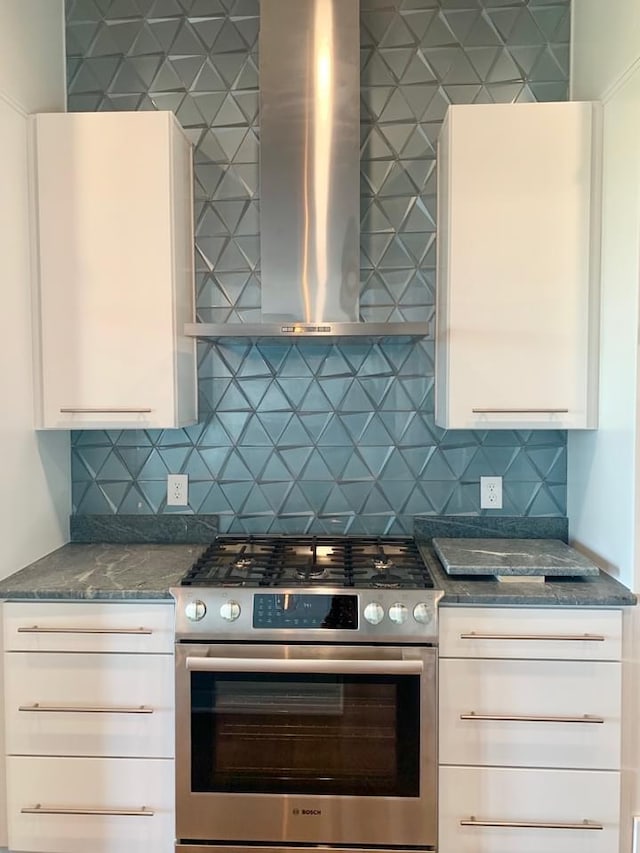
[0, 0, 69, 586]
[0, 2, 68, 844]
[569, 6, 640, 852]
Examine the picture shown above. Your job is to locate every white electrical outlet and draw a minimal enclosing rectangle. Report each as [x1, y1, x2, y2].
[480, 475, 503, 509]
[167, 474, 189, 506]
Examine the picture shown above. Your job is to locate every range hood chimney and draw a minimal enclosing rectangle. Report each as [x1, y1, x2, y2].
[186, 0, 429, 342]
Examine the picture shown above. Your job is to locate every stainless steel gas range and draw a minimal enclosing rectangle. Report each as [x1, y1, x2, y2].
[171, 536, 443, 853]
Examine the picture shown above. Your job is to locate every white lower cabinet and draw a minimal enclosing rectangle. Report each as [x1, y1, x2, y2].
[439, 766, 620, 853]
[6, 756, 174, 853]
[438, 607, 623, 853]
[3, 601, 175, 853]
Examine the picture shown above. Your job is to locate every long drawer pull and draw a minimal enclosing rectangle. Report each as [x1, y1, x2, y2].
[60, 408, 152, 414]
[17, 626, 152, 636]
[460, 632, 605, 642]
[461, 817, 603, 831]
[19, 704, 153, 715]
[461, 712, 604, 724]
[471, 408, 570, 414]
[21, 804, 154, 817]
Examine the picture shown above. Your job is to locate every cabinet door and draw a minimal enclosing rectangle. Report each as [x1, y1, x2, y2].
[4, 652, 174, 758]
[3, 601, 174, 653]
[439, 607, 622, 661]
[7, 756, 174, 853]
[32, 111, 196, 430]
[439, 658, 621, 769]
[439, 766, 619, 853]
[435, 101, 600, 429]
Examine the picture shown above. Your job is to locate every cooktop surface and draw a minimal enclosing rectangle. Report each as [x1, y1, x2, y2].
[180, 535, 434, 590]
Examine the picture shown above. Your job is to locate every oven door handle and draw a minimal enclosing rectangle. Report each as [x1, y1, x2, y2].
[185, 656, 424, 675]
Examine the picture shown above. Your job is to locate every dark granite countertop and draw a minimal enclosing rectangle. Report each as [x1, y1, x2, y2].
[418, 543, 636, 607]
[0, 543, 206, 601]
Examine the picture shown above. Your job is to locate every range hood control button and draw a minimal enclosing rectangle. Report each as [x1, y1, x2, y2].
[413, 603, 433, 625]
[220, 601, 241, 622]
[388, 603, 408, 625]
[185, 600, 207, 622]
[363, 602, 385, 625]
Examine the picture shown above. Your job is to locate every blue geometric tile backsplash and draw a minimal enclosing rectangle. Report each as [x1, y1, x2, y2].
[67, 0, 570, 535]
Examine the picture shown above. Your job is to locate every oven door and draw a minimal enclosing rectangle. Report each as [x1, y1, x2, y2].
[175, 643, 437, 848]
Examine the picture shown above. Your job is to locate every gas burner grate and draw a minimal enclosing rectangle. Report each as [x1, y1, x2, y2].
[180, 535, 434, 589]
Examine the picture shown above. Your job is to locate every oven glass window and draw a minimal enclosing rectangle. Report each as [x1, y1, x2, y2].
[190, 672, 420, 797]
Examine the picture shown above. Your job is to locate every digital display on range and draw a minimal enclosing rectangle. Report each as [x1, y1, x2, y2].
[252, 594, 358, 630]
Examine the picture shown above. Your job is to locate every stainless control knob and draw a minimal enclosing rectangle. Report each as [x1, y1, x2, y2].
[388, 603, 408, 625]
[185, 600, 207, 622]
[413, 602, 433, 625]
[363, 602, 385, 625]
[220, 601, 241, 622]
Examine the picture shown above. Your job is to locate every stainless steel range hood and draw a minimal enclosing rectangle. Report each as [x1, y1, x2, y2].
[185, 0, 429, 343]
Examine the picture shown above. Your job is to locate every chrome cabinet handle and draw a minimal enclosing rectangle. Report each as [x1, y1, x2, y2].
[21, 805, 154, 817]
[19, 704, 153, 714]
[60, 408, 152, 414]
[461, 817, 603, 831]
[17, 626, 152, 635]
[186, 656, 423, 675]
[460, 712, 604, 724]
[471, 408, 569, 414]
[460, 632, 605, 642]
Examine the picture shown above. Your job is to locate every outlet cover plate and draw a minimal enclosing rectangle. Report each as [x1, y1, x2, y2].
[480, 475, 503, 509]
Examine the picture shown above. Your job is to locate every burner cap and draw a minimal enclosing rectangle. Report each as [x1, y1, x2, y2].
[296, 566, 328, 580]
[233, 558, 254, 570]
[373, 558, 394, 571]
[371, 572, 403, 588]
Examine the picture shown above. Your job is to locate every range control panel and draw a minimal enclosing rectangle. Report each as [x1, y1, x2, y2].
[253, 593, 358, 630]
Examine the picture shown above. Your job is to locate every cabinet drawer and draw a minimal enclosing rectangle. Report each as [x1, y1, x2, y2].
[439, 766, 619, 853]
[439, 607, 621, 660]
[3, 601, 174, 653]
[5, 652, 174, 757]
[439, 658, 620, 769]
[7, 755, 174, 853]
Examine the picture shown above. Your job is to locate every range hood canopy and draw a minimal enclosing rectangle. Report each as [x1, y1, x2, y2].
[186, 0, 429, 343]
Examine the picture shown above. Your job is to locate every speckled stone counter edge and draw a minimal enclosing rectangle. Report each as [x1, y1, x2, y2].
[413, 515, 569, 542]
[414, 523, 636, 607]
[70, 514, 219, 544]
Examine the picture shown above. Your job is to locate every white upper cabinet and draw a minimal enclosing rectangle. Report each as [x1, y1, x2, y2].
[435, 102, 601, 430]
[31, 111, 197, 430]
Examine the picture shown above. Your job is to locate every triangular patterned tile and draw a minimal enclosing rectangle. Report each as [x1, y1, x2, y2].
[530, 45, 568, 82]
[157, 445, 191, 472]
[216, 380, 252, 410]
[220, 481, 253, 506]
[282, 485, 310, 514]
[380, 16, 417, 48]
[118, 483, 157, 515]
[196, 483, 234, 514]
[338, 381, 374, 413]
[221, 450, 254, 480]
[504, 448, 542, 480]
[422, 13, 458, 48]
[321, 485, 356, 515]
[241, 485, 273, 515]
[402, 9, 438, 41]
[290, 481, 328, 513]
[487, 48, 522, 83]
[361, 275, 396, 306]
[342, 454, 374, 481]
[257, 412, 293, 443]
[338, 413, 373, 443]
[507, 9, 545, 47]
[362, 51, 397, 87]
[361, 233, 394, 267]
[359, 446, 393, 477]
[66, 0, 104, 24]
[360, 10, 395, 47]
[400, 125, 434, 157]
[212, 20, 249, 53]
[359, 415, 395, 446]
[260, 482, 295, 513]
[361, 126, 397, 161]
[239, 416, 273, 446]
[527, 81, 568, 102]
[138, 480, 169, 513]
[342, 482, 377, 513]
[441, 9, 481, 44]
[484, 7, 520, 41]
[258, 383, 292, 412]
[176, 93, 208, 126]
[421, 449, 457, 480]
[77, 483, 122, 514]
[402, 484, 435, 515]
[422, 481, 457, 514]
[362, 487, 394, 515]
[278, 415, 312, 447]
[361, 86, 395, 122]
[116, 447, 153, 478]
[298, 413, 331, 442]
[100, 482, 133, 513]
[236, 347, 272, 378]
[487, 82, 526, 102]
[301, 451, 334, 481]
[76, 446, 112, 478]
[530, 5, 568, 41]
[543, 449, 567, 485]
[318, 447, 355, 480]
